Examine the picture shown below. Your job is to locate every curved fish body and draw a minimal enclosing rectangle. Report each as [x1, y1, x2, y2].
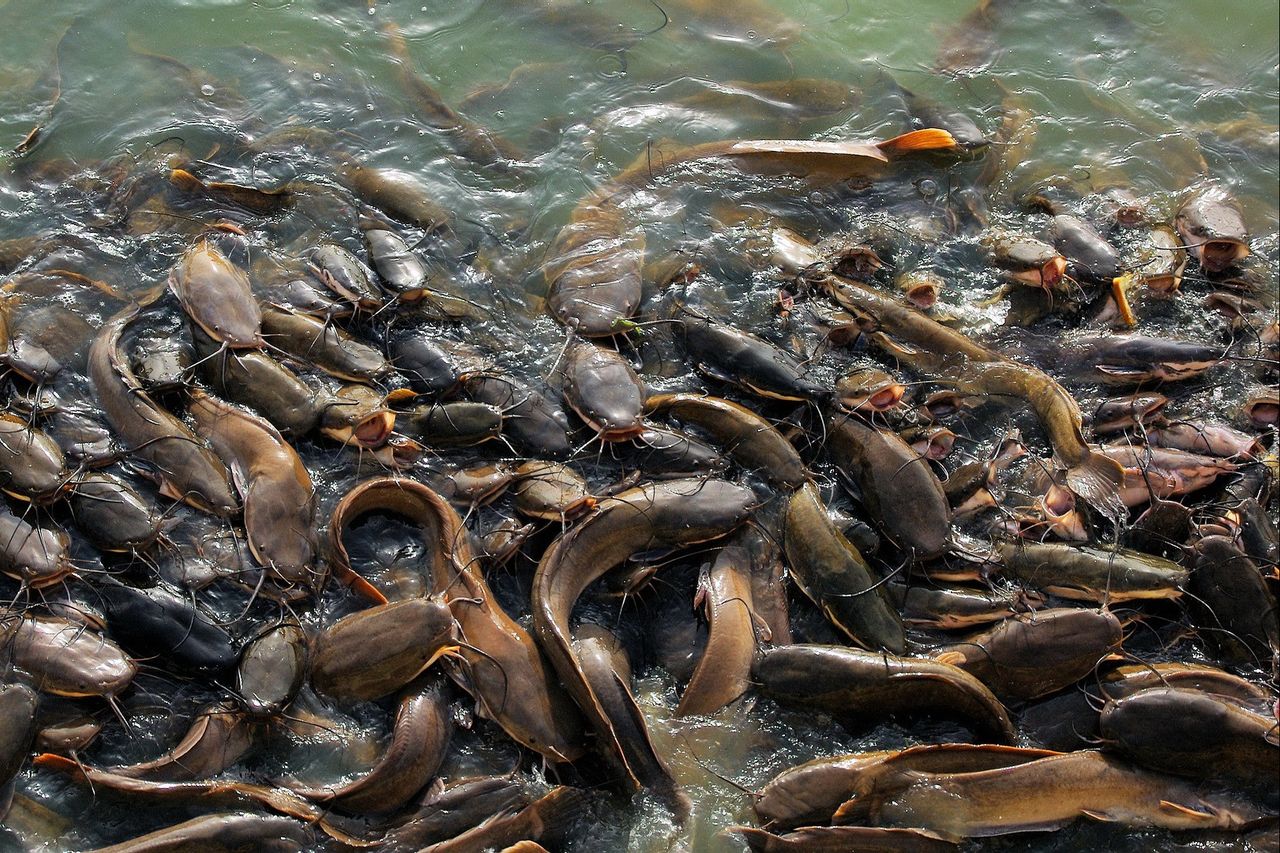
[678, 532, 759, 716]
[644, 393, 807, 488]
[532, 478, 754, 790]
[169, 240, 262, 349]
[934, 608, 1123, 701]
[754, 644, 1015, 744]
[293, 678, 452, 814]
[784, 483, 905, 652]
[826, 413, 952, 559]
[774, 230, 1122, 513]
[189, 390, 317, 588]
[575, 624, 689, 820]
[90, 306, 238, 516]
[110, 705, 254, 782]
[870, 750, 1267, 837]
[547, 130, 956, 336]
[329, 478, 584, 762]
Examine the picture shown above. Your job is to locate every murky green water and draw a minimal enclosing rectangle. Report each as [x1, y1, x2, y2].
[0, 1, 1276, 851]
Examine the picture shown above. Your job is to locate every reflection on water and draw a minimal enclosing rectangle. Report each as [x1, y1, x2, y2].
[0, 0, 1275, 850]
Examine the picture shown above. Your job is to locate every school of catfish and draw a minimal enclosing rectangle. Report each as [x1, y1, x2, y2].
[0, 1, 1276, 851]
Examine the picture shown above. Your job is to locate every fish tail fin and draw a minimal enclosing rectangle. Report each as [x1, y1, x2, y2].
[1065, 453, 1125, 518]
[877, 128, 958, 155]
[168, 168, 205, 193]
[534, 787, 596, 841]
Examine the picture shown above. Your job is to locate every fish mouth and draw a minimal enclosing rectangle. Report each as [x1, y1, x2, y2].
[866, 385, 906, 411]
[1009, 254, 1065, 289]
[1114, 207, 1146, 228]
[598, 422, 646, 441]
[842, 384, 906, 413]
[1199, 239, 1249, 272]
[903, 281, 939, 309]
[1039, 256, 1067, 287]
[1144, 273, 1182, 295]
[1245, 401, 1278, 427]
[912, 429, 955, 460]
[323, 410, 396, 448]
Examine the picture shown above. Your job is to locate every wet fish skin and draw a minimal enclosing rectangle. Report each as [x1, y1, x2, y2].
[1100, 686, 1280, 794]
[754, 644, 1016, 744]
[784, 482, 905, 652]
[870, 750, 1268, 837]
[934, 607, 1123, 701]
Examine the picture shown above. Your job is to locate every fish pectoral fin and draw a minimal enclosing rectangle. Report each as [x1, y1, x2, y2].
[933, 651, 967, 666]
[1094, 364, 1148, 378]
[1157, 800, 1217, 822]
[694, 360, 735, 385]
[155, 477, 184, 501]
[748, 609, 773, 643]
[428, 644, 464, 668]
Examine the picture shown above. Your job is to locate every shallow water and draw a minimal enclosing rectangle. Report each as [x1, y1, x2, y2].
[0, 0, 1276, 851]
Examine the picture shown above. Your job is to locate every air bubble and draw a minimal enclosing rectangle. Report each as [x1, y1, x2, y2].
[312, 72, 322, 81]
[200, 84, 216, 97]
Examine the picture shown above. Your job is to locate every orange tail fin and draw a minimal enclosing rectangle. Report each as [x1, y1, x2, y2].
[878, 128, 958, 155]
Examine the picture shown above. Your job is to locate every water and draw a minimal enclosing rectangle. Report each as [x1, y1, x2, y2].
[0, 0, 1276, 850]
